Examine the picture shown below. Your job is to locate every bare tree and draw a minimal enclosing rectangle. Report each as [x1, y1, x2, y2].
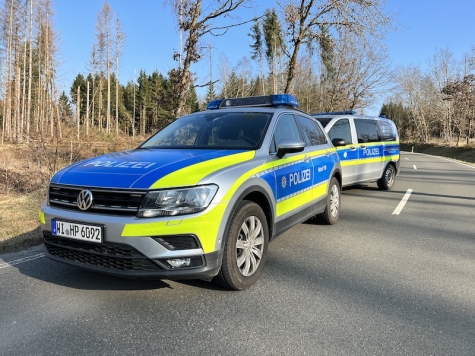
[26, 0, 33, 142]
[428, 47, 459, 143]
[167, 0, 254, 117]
[395, 66, 436, 142]
[328, 31, 392, 110]
[114, 17, 126, 135]
[278, 0, 392, 93]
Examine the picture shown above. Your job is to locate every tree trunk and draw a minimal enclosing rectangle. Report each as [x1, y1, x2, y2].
[26, 0, 33, 142]
[86, 80, 90, 136]
[77, 86, 80, 140]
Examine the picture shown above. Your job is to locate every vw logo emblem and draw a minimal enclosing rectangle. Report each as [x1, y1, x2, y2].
[77, 189, 93, 211]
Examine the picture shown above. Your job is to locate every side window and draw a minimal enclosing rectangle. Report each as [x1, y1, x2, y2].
[367, 120, 381, 142]
[296, 115, 322, 146]
[328, 119, 352, 144]
[271, 114, 301, 152]
[312, 120, 328, 145]
[380, 120, 397, 141]
[354, 119, 369, 143]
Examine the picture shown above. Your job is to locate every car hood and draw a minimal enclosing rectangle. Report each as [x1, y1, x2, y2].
[50, 148, 254, 189]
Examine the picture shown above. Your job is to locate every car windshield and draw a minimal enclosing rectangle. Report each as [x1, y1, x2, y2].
[140, 111, 272, 149]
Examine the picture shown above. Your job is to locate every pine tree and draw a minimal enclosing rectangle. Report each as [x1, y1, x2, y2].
[248, 18, 265, 95]
[70, 74, 87, 122]
[262, 9, 285, 93]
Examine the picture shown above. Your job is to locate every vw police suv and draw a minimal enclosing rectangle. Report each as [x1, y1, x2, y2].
[40, 94, 343, 290]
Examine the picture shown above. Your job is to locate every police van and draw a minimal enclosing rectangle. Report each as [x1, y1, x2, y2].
[311, 111, 400, 190]
[39, 94, 343, 290]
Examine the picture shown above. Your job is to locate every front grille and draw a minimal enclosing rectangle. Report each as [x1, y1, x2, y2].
[44, 233, 163, 272]
[49, 185, 146, 215]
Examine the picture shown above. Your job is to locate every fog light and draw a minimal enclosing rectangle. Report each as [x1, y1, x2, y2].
[167, 258, 191, 268]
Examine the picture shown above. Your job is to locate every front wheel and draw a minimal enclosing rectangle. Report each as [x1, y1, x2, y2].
[320, 177, 340, 225]
[214, 201, 269, 290]
[377, 164, 396, 190]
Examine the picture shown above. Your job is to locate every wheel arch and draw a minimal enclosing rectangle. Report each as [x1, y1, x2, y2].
[331, 169, 342, 191]
[214, 179, 275, 254]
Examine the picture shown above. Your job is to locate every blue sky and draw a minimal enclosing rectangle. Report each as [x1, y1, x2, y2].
[54, 0, 475, 115]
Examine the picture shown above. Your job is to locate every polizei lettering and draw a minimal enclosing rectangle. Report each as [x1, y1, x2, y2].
[363, 148, 380, 156]
[83, 160, 156, 169]
[289, 169, 311, 186]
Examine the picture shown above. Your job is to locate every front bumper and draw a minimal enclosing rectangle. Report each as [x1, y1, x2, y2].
[43, 232, 221, 279]
[40, 201, 224, 280]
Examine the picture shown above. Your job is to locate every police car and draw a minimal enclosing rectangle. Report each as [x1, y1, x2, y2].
[311, 111, 400, 190]
[39, 94, 343, 290]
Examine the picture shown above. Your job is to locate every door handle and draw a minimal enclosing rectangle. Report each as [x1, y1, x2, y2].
[360, 145, 366, 149]
[304, 155, 311, 162]
[349, 146, 356, 150]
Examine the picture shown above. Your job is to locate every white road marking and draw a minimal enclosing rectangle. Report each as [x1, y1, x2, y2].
[413, 165, 417, 170]
[392, 189, 413, 215]
[405, 157, 409, 160]
[408, 152, 475, 169]
[0, 253, 45, 269]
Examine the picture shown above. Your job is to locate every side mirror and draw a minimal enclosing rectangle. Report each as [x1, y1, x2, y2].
[276, 138, 305, 158]
[331, 138, 346, 147]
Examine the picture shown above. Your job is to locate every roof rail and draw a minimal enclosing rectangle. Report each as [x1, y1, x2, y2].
[311, 110, 357, 116]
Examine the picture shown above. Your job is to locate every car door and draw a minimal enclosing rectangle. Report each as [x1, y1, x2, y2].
[295, 115, 335, 207]
[354, 119, 383, 182]
[271, 113, 314, 220]
[326, 118, 357, 186]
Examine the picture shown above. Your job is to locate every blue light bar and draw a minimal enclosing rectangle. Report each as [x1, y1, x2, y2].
[270, 94, 299, 107]
[205, 94, 299, 110]
[206, 99, 224, 110]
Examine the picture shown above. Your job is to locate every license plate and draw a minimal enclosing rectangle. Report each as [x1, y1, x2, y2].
[52, 219, 103, 244]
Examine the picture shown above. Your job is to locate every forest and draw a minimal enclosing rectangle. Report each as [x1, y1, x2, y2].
[0, 0, 474, 146]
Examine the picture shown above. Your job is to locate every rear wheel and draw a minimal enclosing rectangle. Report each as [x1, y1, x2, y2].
[214, 201, 269, 290]
[377, 164, 396, 190]
[320, 177, 340, 225]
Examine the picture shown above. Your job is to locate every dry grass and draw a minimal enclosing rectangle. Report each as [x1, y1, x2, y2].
[0, 130, 146, 253]
[0, 192, 44, 252]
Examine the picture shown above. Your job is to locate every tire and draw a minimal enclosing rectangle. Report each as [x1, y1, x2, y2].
[214, 201, 269, 290]
[320, 177, 340, 225]
[377, 164, 396, 190]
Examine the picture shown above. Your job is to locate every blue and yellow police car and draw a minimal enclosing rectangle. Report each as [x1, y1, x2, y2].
[312, 111, 400, 190]
[39, 94, 343, 290]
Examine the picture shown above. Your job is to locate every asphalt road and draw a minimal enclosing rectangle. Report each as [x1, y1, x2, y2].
[1, 152, 475, 355]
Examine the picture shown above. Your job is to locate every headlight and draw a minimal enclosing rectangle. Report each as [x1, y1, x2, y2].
[137, 184, 218, 218]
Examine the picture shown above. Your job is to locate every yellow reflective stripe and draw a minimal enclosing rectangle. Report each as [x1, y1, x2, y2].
[39, 211, 45, 224]
[336, 141, 399, 149]
[277, 190, 313, 217]
[385, 154, 400, 161]
[221, 149, 329, 201]
[121, 203, 227, 253]
[276, 182, 328, 217]
[341, 154, 400, 167]
[150, 151, 255, 189]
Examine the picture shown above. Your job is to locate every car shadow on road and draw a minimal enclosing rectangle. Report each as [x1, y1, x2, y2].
[12, 246, 226, 291]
